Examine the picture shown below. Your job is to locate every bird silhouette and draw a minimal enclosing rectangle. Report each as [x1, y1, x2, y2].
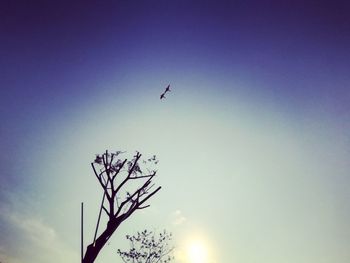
[160, 84, 171, 100]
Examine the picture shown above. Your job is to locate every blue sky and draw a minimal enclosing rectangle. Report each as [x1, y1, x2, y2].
[1, 1, 349, 262]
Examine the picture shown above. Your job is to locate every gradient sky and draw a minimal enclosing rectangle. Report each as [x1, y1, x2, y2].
[1, 1, 350, 263]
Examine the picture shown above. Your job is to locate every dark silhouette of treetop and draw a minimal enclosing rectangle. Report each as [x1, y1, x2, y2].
[83, 150, 162, 263]
[117, 229, 174, 263]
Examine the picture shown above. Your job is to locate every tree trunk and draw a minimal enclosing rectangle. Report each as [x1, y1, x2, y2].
[83, 219, 121, 263]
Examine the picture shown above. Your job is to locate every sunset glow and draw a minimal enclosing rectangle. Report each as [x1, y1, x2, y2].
[187, 241, 208, 263]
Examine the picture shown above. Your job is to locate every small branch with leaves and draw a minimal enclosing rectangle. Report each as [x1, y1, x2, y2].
[117, 230, 174, 263]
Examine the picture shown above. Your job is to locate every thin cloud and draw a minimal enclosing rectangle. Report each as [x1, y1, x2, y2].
[0, 205, 78, 263]
[0, 246, 22, 263]
[172, 210, 187, 226]
[7, 213, 56, 245]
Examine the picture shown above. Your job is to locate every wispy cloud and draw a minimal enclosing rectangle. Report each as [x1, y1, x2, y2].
[0, 246, 22, 263]
[172, 210, 187, 226]
[0, 205, 78, 263]
[7, 212, 56, 245]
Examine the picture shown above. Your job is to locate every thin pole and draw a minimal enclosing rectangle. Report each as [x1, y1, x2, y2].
[81, 202, 84, 263]
[93, 192, 106, 245]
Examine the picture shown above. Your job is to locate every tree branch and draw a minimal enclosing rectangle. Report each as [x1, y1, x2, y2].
[129, 171, 156, 180]
[103, 150, 113, 185]
[102, 206, 110, 217]
[138, 186, 161, 208]
[112, 159, 128, 181]
[114, 189, 140, 217]
[114, 154, 142, 196]
[91, 163, 111, 200]
[138, 205, 150, 209]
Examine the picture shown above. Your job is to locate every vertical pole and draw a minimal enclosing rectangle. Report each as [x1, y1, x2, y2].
[93, 192, 106, 245]
[81, 202, 84, 263]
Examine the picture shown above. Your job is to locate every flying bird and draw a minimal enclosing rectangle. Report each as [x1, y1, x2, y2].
[160, 84, 171, 100]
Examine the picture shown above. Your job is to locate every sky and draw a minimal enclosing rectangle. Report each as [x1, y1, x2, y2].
[0, 0, 350, 262]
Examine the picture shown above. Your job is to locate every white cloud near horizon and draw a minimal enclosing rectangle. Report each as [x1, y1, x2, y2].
[0, 205, 78, 263]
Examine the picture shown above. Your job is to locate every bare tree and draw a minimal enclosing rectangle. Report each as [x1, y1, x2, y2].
[117, 230, 174, 263]
[83, 150, 161, 263]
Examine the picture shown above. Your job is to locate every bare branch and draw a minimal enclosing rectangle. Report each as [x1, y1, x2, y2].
[129, 171, 156, 180]
[114, 154, 142, 196]
[114, 189, 140, 217]
[109, 153, 115, 169]
[103, 150, 113, 184]
[138, 205, 150, 209]
[112, 159, 127, 181]
[138, 186, 162, 208]
[127, 152, 142, 176]
[102, 206, 110, 217]
[91, 163, 111, 200]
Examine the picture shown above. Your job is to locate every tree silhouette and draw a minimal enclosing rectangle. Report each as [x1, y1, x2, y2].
[83, 150, 161, 263]
[117, 229, 174, 263]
